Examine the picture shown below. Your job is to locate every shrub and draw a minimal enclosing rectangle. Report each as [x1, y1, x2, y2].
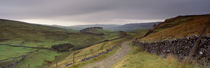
[51, 43, 74, 52]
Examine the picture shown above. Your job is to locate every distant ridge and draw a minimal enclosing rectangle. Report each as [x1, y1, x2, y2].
[55, 22, 160, 31]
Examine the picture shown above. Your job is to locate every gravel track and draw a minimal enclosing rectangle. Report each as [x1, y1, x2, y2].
[82, 41, 131, 68]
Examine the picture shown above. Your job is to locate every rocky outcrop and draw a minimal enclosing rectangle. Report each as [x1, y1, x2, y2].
[133, 36, 209, 65]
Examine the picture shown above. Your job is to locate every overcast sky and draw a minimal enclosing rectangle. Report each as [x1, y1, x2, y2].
[0, 0, 209, 26]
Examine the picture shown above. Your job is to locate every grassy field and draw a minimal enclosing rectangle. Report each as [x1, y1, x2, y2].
[0, 45, 62, 68]
[46, 38, 125, 68]
[0, 32, 120, 68]
[15, 50, 63, 68]
[111, 45, 199, 68]
[0, 45, 34, 60]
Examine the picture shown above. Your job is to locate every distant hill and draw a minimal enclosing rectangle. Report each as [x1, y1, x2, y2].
[139, 14, 210, 42]
[115, 22, 159, 31]
[53, 24, 119, 30]
[54, 22, 160, 31]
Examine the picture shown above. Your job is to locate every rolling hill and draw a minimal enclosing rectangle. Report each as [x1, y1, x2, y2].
[0, 19, 75, 42]
[0, 19, 120, 48]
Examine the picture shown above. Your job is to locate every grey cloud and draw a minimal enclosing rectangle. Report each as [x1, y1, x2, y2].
[0, 0, 210, 24]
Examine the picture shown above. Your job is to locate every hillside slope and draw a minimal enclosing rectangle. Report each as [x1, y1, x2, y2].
[0, 19, 75, 42]
[115, 22, 159, 31]
[140, 14, 210, 42]
[0, 19, 120, 48]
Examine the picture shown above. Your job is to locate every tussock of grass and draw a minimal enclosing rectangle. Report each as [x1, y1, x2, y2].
[112, 46, 199, 68]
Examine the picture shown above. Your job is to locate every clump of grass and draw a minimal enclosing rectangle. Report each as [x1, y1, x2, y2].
[112, 46, 199, 68]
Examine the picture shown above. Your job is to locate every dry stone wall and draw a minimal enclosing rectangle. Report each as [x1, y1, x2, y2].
[133, 36, 209, 65]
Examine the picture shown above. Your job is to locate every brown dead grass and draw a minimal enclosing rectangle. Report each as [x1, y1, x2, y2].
[140, 14, 210, 42]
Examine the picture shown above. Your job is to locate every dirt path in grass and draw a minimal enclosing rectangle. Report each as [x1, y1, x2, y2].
[82, 41, 131, 68]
